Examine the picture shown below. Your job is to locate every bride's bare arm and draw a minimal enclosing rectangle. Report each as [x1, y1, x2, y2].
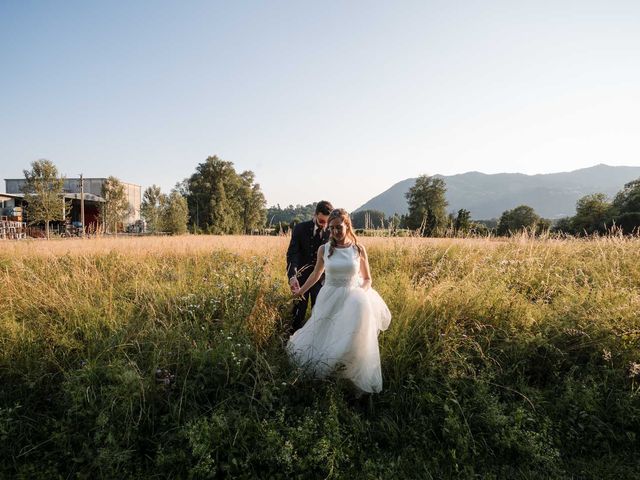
[294, 246, 325, 297]
[359, 245, 372, 291]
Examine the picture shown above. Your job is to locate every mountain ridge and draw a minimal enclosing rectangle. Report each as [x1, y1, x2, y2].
[355, 164, 640, 219]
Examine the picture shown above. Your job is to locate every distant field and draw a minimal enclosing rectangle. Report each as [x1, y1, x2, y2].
[0, 234, 505, 257]
[1, 235, 639, 478]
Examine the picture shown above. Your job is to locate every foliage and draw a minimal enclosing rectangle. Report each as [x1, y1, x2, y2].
[545, 179, 640, 236]
[238, 171, 267, 233]
[615, 212, 640, 234]
[1, 236, 640, 478]
[613, 178, 640, 214]
[162, 191, 189, 235]
[551, 216, 572, 234]
[613, 178, 640, 233]
[266, 203, 317, 227]
[142, 186, 189, 235]
[21, 159, 67, 239]
[388, 213, 403, 230]
[273, 221, 291, 235]
[141, 185, 164, 233]
[351, 210, 387, 229]
[453, 208, 471, 233]
[405, 175, 448, 236]
[571, 193, 614, 235]
[100, 176, 132, 234]
[185, 156, 266, 234]
[497, 205, 540, 236]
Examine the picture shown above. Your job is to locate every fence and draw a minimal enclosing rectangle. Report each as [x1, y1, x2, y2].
[0, 218, 28, 240]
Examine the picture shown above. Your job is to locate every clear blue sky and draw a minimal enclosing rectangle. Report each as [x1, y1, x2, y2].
[2, 0, 639, 211]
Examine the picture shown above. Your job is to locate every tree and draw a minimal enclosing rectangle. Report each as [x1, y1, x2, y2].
[185, 156, 266, 234]
[266, 203, 316, 227]
[388, 213, 402, 231]
[571, 193, 613, 235]
[405, 175, 448, 236]
[615, 212, 640, 233]
[101, 176, 131, 234]
[173, 179, 190, 198]
[351, 210, 386, 229]
[22, 159, 66, 239]
[161, 191, 189, 235]
[612, 178, 640, 233]
[469, 221, 491, 236]
[186, 157, 236, 232]
[537, 218, 552, 234]
[208, 178, 237, 234]
[497, 205, 540, 236]
[238, 171, 266, 233]
[613, 178, 640, 214]
[454, 209, 471, 233]
[551, 217, 573, 235]
[141, 185, 164, 233]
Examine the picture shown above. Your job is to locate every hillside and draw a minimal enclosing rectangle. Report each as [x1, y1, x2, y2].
[355, 164, 640, 219]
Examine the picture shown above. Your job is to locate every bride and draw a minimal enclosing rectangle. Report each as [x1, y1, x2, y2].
[286, 208, 392, 393]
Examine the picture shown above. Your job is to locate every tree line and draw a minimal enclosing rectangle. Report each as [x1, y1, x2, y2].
[492, 178, 640, 236]
[334, 174, 640, 237]
[16, 158, 640, 238]
[16, 156, 267, 237]
[400, 174, 640, 237]
[553, 180, 640, 234]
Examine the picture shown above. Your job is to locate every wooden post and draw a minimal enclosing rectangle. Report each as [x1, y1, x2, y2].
[80, 174, 85, 237]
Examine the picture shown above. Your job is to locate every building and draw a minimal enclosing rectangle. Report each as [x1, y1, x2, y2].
[4, 177, 142, 227]
[0, 193, 27, 218]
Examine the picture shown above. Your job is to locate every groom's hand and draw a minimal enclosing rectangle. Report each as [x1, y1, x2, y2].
[289, 276, 300, 293]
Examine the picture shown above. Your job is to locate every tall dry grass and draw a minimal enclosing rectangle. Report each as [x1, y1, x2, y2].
[1, 234, 639, 478]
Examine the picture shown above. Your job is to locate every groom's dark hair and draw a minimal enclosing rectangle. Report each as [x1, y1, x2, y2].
[315, 200, 333, 216]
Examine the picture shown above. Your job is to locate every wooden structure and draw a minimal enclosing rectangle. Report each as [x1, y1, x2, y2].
[0, 217, 27, 240]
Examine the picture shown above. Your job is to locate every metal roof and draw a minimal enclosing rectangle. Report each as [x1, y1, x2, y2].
[0, 193, 24, 201]
[0, 192, 105, 202]
[4, 178, 142, 188]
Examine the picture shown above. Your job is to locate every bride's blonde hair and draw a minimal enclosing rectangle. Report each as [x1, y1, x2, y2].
[327, 209, 363, 258]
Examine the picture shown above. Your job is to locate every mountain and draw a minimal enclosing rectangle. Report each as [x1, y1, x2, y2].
[354, 164, 640, 220]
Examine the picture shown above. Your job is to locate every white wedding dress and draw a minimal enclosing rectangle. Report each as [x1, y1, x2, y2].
[286, 243, 392, 393]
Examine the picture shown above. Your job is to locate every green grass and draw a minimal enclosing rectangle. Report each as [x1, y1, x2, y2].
[1, 236, 639, 479]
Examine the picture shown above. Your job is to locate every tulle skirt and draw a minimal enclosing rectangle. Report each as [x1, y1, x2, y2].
[286, 284, 391, 393]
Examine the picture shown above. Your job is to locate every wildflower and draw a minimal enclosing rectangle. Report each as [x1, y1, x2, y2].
[629, 362, 640, 379]
[602, 348, 612, 362]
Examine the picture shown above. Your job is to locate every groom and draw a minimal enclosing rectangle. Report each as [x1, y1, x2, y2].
[286, 200, 333, 332]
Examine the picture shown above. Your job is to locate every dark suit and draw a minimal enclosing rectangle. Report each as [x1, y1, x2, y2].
[286, 219, 330, 332]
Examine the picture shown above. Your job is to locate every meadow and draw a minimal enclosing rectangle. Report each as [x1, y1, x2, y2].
[1, 234, 639, 479]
